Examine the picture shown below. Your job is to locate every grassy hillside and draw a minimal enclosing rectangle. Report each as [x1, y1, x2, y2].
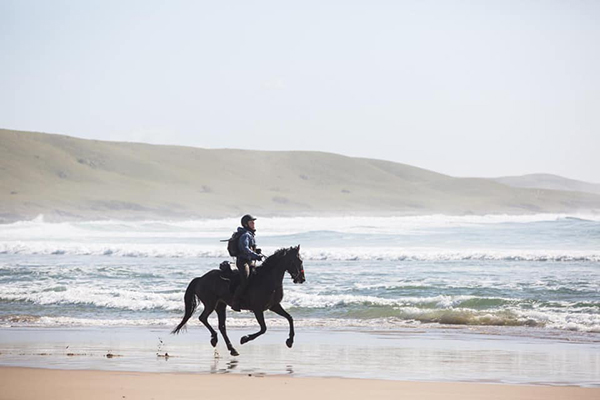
[494, 174, 600, 195]
[1, 129, 600, 222]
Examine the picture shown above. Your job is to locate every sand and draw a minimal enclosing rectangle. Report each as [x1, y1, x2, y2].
[1, 367, 598, 400]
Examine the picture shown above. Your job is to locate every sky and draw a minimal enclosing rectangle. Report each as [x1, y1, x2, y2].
[1, 0, 599, 182]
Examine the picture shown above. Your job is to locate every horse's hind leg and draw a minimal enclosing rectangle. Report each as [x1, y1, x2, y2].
[198, 300, 218, 347]
[240, 310, 267, 345]
[270, 303, 295, 348]
[216, 302, 239, 356]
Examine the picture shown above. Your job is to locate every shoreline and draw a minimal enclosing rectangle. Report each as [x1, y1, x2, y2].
[1, 366, 599, 400]
[1, 326, 599, 387]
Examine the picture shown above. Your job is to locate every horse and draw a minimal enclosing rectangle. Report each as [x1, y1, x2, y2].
[171, 245, 305, 356]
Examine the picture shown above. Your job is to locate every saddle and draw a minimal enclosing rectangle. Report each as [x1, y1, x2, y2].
[219, 261, 238, 280]
[219, 261, 255, 294]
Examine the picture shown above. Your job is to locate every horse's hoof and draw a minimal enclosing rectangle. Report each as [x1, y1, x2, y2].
[286, 338, 294, 348]
[240, 336, 250, 345]
[211, 337, 218, 347]
[230, 348, 239, 356]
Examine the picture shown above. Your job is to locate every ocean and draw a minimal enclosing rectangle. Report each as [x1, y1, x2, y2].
[1, 214, 600, 385]
[1, 214, 599, 335]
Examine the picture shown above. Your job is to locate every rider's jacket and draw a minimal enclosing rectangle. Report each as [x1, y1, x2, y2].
[236, 227, 262, 261]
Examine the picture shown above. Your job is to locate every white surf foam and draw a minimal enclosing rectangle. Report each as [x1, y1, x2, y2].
[2, 213, 599, 241]
[1, 242, 598, 261]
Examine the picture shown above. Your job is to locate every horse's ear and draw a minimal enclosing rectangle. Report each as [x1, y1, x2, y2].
[297, 244, 300, 251]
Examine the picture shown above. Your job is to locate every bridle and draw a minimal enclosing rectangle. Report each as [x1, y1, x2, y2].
[290, 259, 304, 283]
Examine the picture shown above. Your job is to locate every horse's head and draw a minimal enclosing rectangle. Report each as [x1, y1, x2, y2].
[287, 245, 305, 284]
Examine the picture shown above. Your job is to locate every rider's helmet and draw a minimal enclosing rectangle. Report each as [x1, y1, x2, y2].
[241, 214, 257, 228]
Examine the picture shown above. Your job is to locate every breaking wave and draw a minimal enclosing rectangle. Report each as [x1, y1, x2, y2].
[1, 242, 598, 262]
[2, 286, 599, 332]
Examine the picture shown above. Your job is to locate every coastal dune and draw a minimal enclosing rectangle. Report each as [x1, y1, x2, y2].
[2, 128, 600, 222]
[1, 367, 598, 400]
[494, 173, 600, 195]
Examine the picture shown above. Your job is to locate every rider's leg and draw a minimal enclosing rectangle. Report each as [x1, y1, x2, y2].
[232, 259, 249, 311]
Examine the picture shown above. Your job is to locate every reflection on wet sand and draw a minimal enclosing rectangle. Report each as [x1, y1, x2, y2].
[0, 326, 599, 386]
[211, 358, 239, 374]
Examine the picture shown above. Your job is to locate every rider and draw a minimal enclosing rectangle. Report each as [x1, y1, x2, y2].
[232, 214, 263, 311]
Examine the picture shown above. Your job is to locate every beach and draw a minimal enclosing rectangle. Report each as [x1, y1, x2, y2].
[2, 367, 599, 400]
[1, 325, 599, 400]
[0, 325, 599, 385]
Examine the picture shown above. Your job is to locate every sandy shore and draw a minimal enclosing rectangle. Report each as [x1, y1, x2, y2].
[1, 367, 599, 400]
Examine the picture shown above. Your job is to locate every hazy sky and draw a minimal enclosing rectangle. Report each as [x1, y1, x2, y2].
[1, 1, 599, 182]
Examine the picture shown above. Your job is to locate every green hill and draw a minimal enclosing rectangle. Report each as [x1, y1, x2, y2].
[1, 129, 599, 222]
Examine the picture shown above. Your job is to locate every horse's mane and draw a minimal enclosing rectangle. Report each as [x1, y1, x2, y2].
[257, 247, 294, 273]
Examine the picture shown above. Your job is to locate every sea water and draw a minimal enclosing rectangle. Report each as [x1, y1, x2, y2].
[1, 214, 599, 334]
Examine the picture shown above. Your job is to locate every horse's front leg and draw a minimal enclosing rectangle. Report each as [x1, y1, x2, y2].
[216, 302, 239, 356]
[270, 303, 294, 348]
[240, 310, 267, 345]
[198, 300, 218, 347]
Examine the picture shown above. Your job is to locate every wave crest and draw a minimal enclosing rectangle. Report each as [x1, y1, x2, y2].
[1, 242, 598, 262]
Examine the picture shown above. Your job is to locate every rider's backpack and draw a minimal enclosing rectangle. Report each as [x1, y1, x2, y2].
[223, 231, 242, 257]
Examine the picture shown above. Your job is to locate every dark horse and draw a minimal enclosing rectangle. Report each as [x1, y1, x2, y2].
[172, 245, 305, 356]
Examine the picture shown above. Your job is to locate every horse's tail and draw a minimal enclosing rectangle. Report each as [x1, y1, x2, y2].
[171, 277, 201, 334]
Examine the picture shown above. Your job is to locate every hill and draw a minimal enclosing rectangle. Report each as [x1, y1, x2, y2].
[493, 174, 600, 195]
[1, 129, 599, 222]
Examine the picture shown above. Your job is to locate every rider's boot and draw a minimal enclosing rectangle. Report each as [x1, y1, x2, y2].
[232, 259, 250, 311]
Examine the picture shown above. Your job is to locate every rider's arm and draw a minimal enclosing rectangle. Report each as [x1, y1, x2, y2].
[238, 233, 262, 260]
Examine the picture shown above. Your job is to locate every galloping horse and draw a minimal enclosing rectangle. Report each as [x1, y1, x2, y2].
[172, 245, 305, 356]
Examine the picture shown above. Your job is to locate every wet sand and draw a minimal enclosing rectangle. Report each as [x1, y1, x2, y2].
[1, 366, 599, 400]
[1, 326, 599, 386]
[1, 325, 600, 399]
